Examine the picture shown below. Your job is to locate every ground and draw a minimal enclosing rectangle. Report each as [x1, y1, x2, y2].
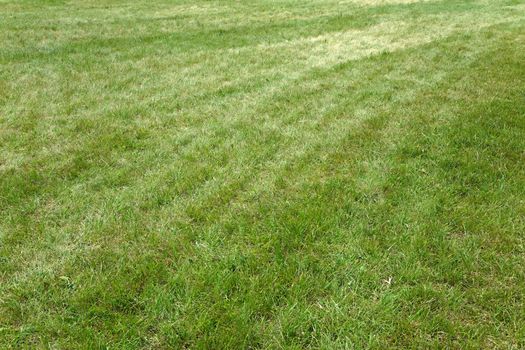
[1, 0, 525, 348]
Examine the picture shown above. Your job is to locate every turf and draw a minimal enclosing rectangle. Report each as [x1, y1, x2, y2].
[1, 0, 525, 348]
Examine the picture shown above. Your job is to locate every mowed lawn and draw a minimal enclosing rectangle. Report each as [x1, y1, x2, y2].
[1, 0, 525, 348]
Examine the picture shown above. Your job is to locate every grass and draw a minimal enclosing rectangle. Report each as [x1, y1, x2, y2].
[1, 0, 525, 348]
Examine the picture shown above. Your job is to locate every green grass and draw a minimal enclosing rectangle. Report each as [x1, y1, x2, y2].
[1, 0, 525, 348]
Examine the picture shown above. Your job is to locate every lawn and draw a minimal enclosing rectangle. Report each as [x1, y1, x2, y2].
[1, 0, 525, 348]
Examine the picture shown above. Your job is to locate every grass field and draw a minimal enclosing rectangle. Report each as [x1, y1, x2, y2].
[1, 0, 525, 348]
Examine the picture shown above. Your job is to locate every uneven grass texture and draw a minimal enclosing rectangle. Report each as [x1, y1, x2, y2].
[1, 0, 525, 348]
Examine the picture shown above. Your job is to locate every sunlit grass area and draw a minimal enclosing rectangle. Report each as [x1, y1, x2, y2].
[1, 0, 525, 348]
